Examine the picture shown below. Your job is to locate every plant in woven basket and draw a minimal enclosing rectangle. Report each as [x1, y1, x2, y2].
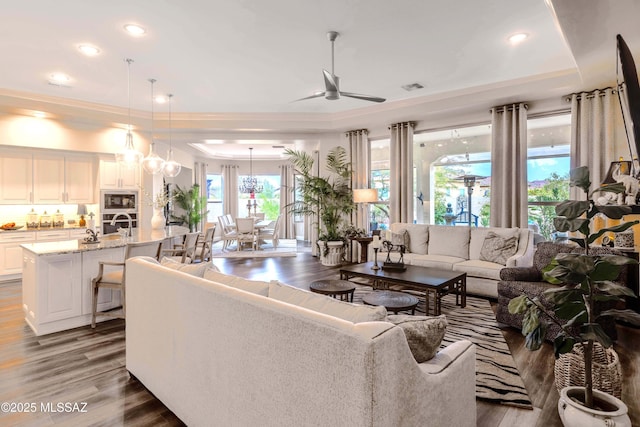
[508, 166, 640, 409]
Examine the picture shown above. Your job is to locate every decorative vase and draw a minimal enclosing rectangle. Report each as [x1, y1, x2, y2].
[151, 207, 166, 229]
[318, 240, 344, 266]
[558, 386, 630, 427]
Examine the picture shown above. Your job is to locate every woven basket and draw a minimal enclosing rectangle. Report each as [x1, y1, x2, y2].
[554, 342, 622, 398]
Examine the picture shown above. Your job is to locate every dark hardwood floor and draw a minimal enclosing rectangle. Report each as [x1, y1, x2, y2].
[1, 251, 638, 426]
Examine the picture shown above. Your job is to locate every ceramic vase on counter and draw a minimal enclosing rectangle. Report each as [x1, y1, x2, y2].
[151, 207, 166, 229]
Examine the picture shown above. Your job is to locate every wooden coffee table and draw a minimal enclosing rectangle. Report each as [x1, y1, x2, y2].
[362, 290, 419, 315]
[339, 263, 466, 316]
[309, 279, 356, 302]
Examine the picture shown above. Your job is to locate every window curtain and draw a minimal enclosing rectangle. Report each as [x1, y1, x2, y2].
[194, 161, 208, 231]
[347, 129, 370, 232]
[221, 164, 238, 220]
[389, 122, 414, 224]
[569, 88, 618, 200]
[279, 163, 295, 239]
[490, 103, 528, 228]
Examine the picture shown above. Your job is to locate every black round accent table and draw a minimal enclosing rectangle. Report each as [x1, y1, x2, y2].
[309, 279, 356, 302]
[362, 290, 419, 315]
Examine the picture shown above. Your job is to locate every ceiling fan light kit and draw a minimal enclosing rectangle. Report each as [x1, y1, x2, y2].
[296, 30, 385, 104]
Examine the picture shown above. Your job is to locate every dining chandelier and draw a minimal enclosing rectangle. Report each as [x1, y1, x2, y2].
[115, 58, 143, 168]
[239, 147, 263, 196]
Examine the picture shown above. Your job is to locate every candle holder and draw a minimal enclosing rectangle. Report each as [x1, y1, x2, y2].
[372, 248, 380, 270]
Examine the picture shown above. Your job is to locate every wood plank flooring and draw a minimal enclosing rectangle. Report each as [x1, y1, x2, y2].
[1, 251, 638, 426]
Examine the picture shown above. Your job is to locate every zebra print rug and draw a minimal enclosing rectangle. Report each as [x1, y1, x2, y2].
[351, 284, 533, 409]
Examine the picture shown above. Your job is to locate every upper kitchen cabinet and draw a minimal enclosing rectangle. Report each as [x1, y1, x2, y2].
[33, 154, 95, 204]
[0, 149, 95, 205]
[0, 150, 33, 204]
[99, 159, 140, 190]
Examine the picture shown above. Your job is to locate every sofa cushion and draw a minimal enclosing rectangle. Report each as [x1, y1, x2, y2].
[383, 230, 410, 252]
[386, 314, 447, 362]
[453, 259, 503, 280]
[410, 254, 466, 270]
[479, 231, 519, 265]
[469, 227, 519, 260]
[427, 226, 469, 259]
[391, 224, 428, 254]
[269, 281, 387, 323]
[203, 269, 270, 296]
[160, 257, 209, 277]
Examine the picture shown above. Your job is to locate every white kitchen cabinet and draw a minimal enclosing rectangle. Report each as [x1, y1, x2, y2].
[33, 154, 66, 203]
[0, 231, 37, 277]
[34, 154, 95, 204]
[99, 159, 140, 190]
[0, 150, 33, 204]
[36, 229, 70, 242]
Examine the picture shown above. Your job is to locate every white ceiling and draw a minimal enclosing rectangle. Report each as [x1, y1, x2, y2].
[1, 0, 639, 159]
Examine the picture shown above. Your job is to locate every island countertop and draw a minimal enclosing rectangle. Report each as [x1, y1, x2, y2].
[21, 226, 190, 256]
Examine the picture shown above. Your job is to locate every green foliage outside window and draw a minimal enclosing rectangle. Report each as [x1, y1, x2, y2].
[434, 166, 464, 224]
[528, 172, 570, 240]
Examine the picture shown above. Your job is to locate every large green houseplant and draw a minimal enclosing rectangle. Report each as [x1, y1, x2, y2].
[509, 166, 640, 419]
[171, 184, 208, 232]
[285, 146, 355, 264]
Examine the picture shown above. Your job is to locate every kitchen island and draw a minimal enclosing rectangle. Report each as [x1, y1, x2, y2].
[21, 226, 190, 336]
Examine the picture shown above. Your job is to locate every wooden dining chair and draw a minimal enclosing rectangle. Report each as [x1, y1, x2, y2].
[195, 225, 216, 262]
[218, 215, 237, 251]
[91, 240, 162, 328]
[258, 215, 282, 249]
[161, 232, 200, 263]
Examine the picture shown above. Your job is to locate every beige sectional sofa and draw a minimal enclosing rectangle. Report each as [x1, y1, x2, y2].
[375, 223, 535, 298]
[125, 257, 476, 427]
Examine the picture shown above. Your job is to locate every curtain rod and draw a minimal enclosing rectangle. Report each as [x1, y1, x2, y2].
[388, 121, 415, 130]
[345, 128, 368, 136]
[564, 87, 616, 102]
[490, 103, 528, 113]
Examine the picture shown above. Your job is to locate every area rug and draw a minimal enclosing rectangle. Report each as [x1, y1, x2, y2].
[210, 239, 297, 258]
[351, 285, 533, 409]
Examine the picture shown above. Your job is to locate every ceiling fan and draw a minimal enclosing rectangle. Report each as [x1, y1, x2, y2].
[296, 31, 386, 103]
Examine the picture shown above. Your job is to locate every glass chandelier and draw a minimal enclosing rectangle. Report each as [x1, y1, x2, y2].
[141, 78, 165, 174]
[115, 58, 143, 168]
[239, 147, 263, 196]
[162, 93, 182, 178]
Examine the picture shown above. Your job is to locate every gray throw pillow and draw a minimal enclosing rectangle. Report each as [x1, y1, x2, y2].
[385, 230, 410, 252]
[387, 314, 447, 362]
[479, 231, 518, 265]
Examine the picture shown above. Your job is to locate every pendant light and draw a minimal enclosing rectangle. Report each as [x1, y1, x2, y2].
[162, 94, 182, 178]
[115, 58, 143, 168]
[238, 147, 263, 195]
[141, 78, 165, 174]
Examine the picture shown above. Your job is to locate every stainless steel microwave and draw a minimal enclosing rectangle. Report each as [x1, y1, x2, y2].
[100, 190, 138, 213]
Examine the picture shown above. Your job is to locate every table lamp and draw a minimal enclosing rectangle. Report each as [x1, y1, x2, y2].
[77, 204, 88, 227]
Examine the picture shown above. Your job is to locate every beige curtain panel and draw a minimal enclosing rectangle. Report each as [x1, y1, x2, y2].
[389, 122, 415, 224]
[569, 88, 619, 201]
[221, 164, 239, 219]
[347, 129, 370, 232]
[279, 163, 296, 239]
[490, 103, 528, 228]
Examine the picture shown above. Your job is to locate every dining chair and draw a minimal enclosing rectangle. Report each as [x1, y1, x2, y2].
[161, 232, 200, 263]
[91, 240, 162, 328]
[218, 216, 237, 251]
[235, 217, 257, 251]
[257, 215, 282, 249]
[195, 225, 216, 262]
[254, 212, 265, 221]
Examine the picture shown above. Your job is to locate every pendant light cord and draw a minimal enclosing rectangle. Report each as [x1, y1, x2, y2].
[126, 58, 133, 133]
[149, 78, 155, 147]
[168, 94, 173, 150]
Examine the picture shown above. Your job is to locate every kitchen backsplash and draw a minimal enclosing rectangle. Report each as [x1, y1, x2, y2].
[0, 204, 99, 228]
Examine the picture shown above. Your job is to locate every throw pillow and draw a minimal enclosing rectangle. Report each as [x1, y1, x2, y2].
[385, 230, 410, 252]
[387, 314, 447, 362]
[479, 231, 518, 265]
[160, 257, 209, 277]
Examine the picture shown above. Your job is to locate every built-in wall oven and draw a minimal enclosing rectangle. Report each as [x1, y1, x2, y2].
[100, 190, 139, 235]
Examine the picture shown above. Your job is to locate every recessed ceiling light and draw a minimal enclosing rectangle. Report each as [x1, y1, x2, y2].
[124, 23, 146, 36]
[401, 82, 424, 92]
[508, 33, 528, 44]
[78, 44, 100, 56]
[49, 73, 70, 83]
[33, 111, 46, 118]
[155, 95, 167, 104]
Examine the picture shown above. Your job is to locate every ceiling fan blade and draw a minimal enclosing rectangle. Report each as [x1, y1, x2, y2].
[340, 91, 386, 103]
[322, 69, 338, 92]
[292, 92, 327, 102]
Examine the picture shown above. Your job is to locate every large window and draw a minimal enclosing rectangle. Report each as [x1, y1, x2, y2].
[527, 113, 571, 239]
[370, 139, 390, 230]
[238, 175, 281, 220]
[206, 174, 223, 223]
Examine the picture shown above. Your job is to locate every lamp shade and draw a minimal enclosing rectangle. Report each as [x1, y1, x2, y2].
[77, 204, 88, 215]
[353, 188, 378, 203]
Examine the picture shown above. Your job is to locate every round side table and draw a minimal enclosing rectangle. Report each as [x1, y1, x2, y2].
[309, 279, 356, 302]
[362, 290, 419, 315]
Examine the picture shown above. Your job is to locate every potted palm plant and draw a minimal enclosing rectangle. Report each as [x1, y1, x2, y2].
[171, 184, 209, 232]
[285, 146, 355, 266]
[509, 166, 640, 426]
